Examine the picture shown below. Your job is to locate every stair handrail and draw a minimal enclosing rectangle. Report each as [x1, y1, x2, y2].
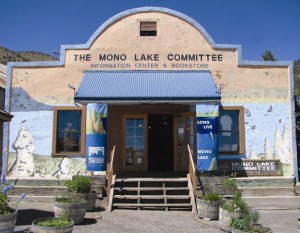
[106, 145, 116, 204]
[187, 144, 197, 195]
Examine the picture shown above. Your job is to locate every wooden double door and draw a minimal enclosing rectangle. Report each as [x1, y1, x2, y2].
[122, 113, 195, 172]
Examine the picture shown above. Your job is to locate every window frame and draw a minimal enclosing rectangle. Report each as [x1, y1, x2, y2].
[52, 106, 86, 157]
[218, 106, 245, 155]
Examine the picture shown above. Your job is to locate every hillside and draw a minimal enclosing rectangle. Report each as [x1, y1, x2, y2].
[0, 46, 57, 65]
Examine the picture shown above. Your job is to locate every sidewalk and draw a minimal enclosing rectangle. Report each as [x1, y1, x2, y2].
[14, 200, 300, 233]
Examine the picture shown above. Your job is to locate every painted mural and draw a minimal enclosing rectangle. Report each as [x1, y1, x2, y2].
[8, 125, 85, 178]
[243, 103, 292, 175]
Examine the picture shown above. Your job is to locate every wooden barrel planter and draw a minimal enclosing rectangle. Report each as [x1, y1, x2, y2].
[197, 199, 223, 220]
[219, 207, 241, 232]
[0, 210, 18, 233]
[31, 217, 74, 233]
[71, 192, 97, 212]
[54, 199, 87, 225]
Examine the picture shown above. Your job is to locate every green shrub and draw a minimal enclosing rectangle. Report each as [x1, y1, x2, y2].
[222, 191, 248, 213]
[222, 191, 261, 232]
[55, 197, 84, 203]
[230, 217, 251, 232]
[223, 176, 236, 187]
[35, 217, 72, 227]
[64, 175, 92, 193]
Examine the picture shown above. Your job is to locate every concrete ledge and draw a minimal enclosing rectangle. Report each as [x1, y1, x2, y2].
[235, 176, 295, 187]
[9, 186, 68, 196]
[239, 187, 295, 197]
[243, 196, 300, 210]
[9, 195, 56, 203]
[7, 177, 65, 186]
[295, 182, 300, 194]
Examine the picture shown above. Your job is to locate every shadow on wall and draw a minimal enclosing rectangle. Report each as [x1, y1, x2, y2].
[12, 87, 57, 112]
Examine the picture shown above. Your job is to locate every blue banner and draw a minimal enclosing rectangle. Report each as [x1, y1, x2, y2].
[86, 104, 107, 171]
[196, 104, 219, 171]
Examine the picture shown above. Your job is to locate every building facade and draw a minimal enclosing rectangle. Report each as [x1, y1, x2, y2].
[3, 7, 298, 180]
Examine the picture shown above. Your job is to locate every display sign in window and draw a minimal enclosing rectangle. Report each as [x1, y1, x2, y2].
[218, 107, 245, 155]
[52, 107, 86, 156]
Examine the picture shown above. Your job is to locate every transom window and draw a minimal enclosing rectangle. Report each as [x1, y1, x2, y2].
[140, 21, 157, 36]
[218, 106, 245, 155]
[52, 106, 86, 156]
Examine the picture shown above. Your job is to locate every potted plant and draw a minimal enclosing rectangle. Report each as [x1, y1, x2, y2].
[31, 217, 74, 233]
[197, 193, 223, 220]
[53, 196, 87, 225]
[219, 191, 272, 233]
[0, 174, 25, 233]
[64, 175, 97, 211]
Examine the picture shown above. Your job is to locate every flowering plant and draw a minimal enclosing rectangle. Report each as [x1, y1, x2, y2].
[0, 174, 25, 214]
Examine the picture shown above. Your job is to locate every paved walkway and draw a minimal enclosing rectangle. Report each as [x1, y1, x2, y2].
[14, 201, 300, 233]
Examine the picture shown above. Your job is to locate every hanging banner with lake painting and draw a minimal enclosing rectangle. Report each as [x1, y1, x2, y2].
[86, 104, 107, 171]
[196, 104, 219, 171]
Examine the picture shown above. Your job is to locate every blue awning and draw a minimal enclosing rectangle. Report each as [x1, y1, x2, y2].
[74, 71, 221, 103]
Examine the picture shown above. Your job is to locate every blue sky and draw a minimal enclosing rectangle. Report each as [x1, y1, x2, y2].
[1, 0, 300, 61]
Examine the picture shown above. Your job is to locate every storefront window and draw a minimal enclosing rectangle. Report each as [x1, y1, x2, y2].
[52, 106, 86, 156]
[218, 107, 245, 154]
[125, 118, 145, 165]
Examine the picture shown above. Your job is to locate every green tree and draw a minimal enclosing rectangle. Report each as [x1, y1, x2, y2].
[294, 59, 300, 181]
[294, 60, 300, 96]
[262, 50, 277, 61]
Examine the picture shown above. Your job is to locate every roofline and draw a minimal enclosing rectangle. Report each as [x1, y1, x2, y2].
[5, 6, 293, 71]
[74, 96, 221, 101]
[4, 6, 292, 114]
[75, 99, 221, 105]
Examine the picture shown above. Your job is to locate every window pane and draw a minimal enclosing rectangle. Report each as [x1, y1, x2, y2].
[56, 110, 82, 153]
[136, 127, 144, 136]
[135, 119, 144, 128]
[126, 127, 134, 136]
[125, 118, 145, 166]
[218, 110, 239, 153]
[126, 119, 134, 127]
[126, 137, 134, 147]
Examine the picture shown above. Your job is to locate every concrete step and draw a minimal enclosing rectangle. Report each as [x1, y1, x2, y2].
[235, 176, 296, 187]
[8, 186, 68, 196]
[243, 196, 300, 210]
[238, 187, 296, 196]
[295, 182, 300, 194]
[6, 177, 65, 186]
[6, 176, 104, 197]
[9, 195, 56, 202]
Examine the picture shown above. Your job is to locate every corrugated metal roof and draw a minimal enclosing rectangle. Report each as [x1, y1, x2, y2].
[74, 71, 220, 102]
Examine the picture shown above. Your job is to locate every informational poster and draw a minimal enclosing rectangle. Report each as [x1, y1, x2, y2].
[196, 104, 219, 171]
[86, 104, 107, 171]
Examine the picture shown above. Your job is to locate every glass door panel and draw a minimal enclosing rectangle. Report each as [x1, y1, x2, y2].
[123, 115, 147, 171]
[174, 113, 195, 171]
